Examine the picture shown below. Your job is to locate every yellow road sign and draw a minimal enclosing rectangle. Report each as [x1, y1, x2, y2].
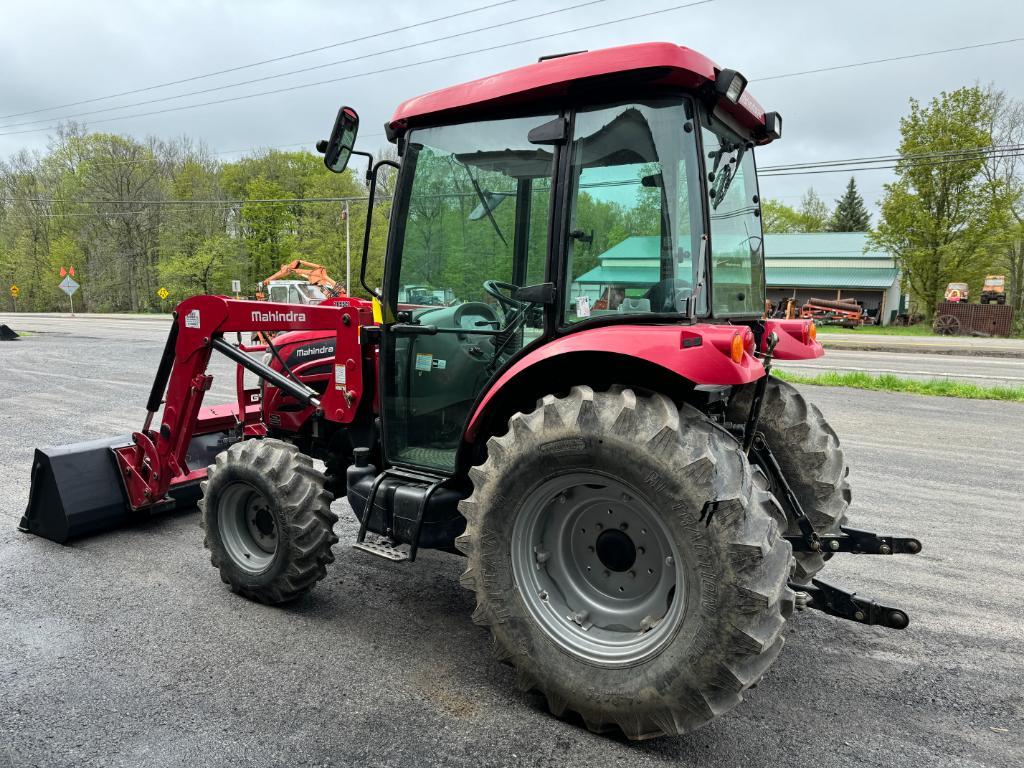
[157, 287, 169, 300]
[9, 285, 18, 298]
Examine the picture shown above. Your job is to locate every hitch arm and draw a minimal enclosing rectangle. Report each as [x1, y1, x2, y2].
[794, 578, 910, 630]
[788, 527, 923, 555]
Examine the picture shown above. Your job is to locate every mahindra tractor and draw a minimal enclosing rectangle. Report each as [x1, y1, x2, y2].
[21, 43, 921, 739]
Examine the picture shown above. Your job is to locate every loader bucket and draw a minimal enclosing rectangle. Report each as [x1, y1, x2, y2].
[20, 433, 218, 544]
[19, 435, 135, 543]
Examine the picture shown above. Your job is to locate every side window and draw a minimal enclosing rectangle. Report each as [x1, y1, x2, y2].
[701, 122, 765, 316]
[565, 99, 701, 322]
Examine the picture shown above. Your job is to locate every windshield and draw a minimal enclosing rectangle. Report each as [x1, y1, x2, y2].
[564, 98, 702, 323]
[700, 114, 766, 316]
[297, 284, 327, 302]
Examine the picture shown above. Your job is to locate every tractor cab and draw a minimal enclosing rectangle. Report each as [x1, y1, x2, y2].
[328, 44, 782, 472]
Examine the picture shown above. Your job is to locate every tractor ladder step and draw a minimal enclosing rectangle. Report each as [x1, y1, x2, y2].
[353, 540, 409, 562]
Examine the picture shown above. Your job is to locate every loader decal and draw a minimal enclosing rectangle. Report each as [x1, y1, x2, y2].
[250, 309, 307, 323]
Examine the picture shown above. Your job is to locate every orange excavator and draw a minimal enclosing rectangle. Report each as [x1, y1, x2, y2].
[255, 259, 345, 302]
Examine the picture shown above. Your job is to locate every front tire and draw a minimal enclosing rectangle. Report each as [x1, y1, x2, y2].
[200, 438, 338, 604]
[457, 387, 793, 739]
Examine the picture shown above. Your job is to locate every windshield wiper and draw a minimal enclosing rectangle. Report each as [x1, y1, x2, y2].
[459, 161, 508, 246]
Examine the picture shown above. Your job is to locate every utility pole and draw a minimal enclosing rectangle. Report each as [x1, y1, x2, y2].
[344, 200, 351, 296]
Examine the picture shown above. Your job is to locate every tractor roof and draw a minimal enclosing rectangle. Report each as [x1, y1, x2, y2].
[388, 42, 768, 138]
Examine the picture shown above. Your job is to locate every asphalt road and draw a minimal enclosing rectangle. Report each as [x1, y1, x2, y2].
[1, 316, 1022, 768]
[776, 348, 1024, 388]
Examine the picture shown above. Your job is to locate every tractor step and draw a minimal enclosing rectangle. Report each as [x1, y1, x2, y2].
[792, 578, 910, 630]
[353, 540, 409, 562]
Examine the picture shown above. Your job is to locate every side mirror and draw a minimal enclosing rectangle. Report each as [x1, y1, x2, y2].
[316, 106, 359, 173]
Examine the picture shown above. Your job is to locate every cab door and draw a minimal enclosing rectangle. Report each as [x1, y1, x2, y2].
[380, 113, 558, 473]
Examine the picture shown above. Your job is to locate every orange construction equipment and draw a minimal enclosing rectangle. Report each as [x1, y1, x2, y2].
[255, 260, 345, 300]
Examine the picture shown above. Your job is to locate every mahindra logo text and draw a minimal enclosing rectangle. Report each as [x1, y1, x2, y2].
[250, 310, 307, 323]
[294, 345, 333, 357]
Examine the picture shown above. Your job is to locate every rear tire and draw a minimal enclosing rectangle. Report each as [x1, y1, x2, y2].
[200, 438, 338, 604]
[727, 376, 851, 583]
[457, 386, 794, 739]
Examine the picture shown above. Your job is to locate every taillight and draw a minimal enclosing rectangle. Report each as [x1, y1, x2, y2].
[808, 322, 817, 343]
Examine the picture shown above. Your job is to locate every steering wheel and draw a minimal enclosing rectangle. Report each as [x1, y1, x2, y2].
[483, 280, 524, 312]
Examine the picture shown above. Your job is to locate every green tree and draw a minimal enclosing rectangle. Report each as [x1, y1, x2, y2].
[798, 188, 831, 232]
[761, 199, 805, 233]
[870, 87, 1009, 317]
[829, 177, 871, 231]
[239, 177, 297, 282]
[158, 233, 241, 297]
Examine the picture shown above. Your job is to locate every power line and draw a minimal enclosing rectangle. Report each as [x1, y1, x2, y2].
[0, 0, 614, 131]
[0, 1, 716, 138]
[752, 36, 1024, 83]
[0, 0, 526, 121]
[760, 149, 1024, 177]
[760, 143, 1024, 172]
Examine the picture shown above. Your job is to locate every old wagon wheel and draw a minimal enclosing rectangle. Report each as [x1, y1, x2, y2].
[933, 314, 961, 336]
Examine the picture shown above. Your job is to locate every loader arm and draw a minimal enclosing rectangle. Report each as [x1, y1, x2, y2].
[111, 295, 365, 511]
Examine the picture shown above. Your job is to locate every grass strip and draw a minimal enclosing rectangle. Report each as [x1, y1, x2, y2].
[775, 369, 1024, 403]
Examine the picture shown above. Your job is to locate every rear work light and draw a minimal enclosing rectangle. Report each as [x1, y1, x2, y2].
[714, 68, 748, 104]
[763, 111, 782, 141]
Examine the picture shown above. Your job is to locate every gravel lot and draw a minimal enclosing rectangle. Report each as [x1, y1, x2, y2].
[0, 317, 1021, 767]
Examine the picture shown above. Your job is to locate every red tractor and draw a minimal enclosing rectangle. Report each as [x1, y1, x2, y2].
[21, 43, 920, 739]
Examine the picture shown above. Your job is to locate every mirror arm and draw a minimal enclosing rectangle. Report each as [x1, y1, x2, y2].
[350, 150, 375, 183]
[359, 159, 401, 302]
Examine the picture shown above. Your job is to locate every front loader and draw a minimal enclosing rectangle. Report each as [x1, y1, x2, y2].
[21, 43, 921, 739]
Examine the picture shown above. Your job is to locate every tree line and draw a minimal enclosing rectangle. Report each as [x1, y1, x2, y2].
[0, 124, 393, 312]
[3, 85, 1023, 322]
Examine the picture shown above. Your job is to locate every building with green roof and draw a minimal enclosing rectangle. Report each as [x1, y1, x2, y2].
[572, 231, 903, 324]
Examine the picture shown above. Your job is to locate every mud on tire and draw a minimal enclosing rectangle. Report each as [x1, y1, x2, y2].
[200, 438, 339, 604]
[457, 386, 794, 739]
[727, 375, 851, 583]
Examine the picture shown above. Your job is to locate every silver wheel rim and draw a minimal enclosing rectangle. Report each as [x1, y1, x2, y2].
[511, 471, 685, 668]
[217, 482, 278, 574]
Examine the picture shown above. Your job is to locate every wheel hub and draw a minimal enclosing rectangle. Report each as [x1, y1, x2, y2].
[512, 472, 685, 667]
[218, 483, 279, 574]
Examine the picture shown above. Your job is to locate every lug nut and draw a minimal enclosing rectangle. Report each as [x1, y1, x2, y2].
[829, 540, 840, 551]
[879, 544, 892, 555]
[665, 556, 674, 567]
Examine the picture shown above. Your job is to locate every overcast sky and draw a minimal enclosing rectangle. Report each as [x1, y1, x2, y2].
[2, 0, 1022, 216]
